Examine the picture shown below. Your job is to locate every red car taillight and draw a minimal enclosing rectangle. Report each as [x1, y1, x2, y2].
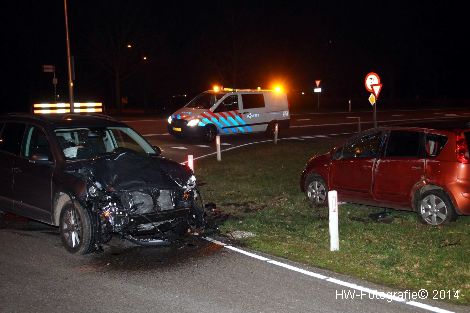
[455, 132, 469, 164]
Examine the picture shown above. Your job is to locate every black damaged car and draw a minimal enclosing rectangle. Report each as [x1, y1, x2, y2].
[0, 113, 206, 254]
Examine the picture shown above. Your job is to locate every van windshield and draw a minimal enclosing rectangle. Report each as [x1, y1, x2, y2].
[185, 91, 225, 109]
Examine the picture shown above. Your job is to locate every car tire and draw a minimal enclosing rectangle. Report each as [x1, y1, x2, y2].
[59, 200, 95, 254]
[203, 125, 217, 143]
[418, 190, 456, 226]
[304, 173, 328, 206]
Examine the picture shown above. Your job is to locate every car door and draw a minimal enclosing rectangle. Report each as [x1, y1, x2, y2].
[239, 93, 267, 133]
[329, 131, 384, 203]
[12, 125, 54, 223]
[373, 130, 425, 208]
[212, 94, 246, 134]
[0, 122, 26, 214]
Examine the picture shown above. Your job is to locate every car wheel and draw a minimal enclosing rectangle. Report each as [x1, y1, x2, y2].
[59, 200, 95, 254]
[305, 173, 328, 206]
[419, 190, 456, 226]
[203, 125, 217, 142]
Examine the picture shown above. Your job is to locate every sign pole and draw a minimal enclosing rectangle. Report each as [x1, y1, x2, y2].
[64, 0, 75, 113]
[373, 102, 377, 128]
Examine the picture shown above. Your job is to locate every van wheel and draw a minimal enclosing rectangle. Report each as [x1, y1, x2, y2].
[418, 190, 456, 225]
[59, 201, 95, 254]
[203, 125, 217, 142]
[304, 173, 328, 206]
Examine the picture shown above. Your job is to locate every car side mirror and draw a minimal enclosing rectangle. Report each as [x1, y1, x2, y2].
[30, 153, 53, 165]
[152, 146, 162, 156]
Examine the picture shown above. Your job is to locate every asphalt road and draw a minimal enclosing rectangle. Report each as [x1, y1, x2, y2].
[1, 108, 469, 313]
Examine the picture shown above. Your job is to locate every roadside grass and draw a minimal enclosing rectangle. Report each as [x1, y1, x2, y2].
[196, 139, 470, 305]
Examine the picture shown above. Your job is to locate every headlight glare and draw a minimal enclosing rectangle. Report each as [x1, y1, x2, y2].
[167, 116, 172, 124]
[187, 118, 200, 127]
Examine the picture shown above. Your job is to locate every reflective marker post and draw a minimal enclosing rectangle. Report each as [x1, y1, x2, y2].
[216, 135, 221, 161]
[328, 190, 339, 251]
[274, 123, 278, 144]
[188, 154, 194, 171]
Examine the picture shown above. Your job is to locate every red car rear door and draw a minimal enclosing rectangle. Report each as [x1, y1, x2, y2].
[373, 130, 425, 208]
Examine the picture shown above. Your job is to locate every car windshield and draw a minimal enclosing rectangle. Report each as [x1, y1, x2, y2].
[185, 91, 225, 109]
[55, 126, 156, 161]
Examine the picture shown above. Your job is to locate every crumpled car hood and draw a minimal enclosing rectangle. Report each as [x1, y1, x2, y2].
[66, 152, 192, 191]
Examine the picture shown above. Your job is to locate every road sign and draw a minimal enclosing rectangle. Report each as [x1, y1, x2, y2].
[368, 94, 376, 105]
[42, 65, 55, 73]
[364, 72, 380, 92]
[372, 84, 382, 99]
[315, 80, 321, 87]
[314, 87, 322, 93]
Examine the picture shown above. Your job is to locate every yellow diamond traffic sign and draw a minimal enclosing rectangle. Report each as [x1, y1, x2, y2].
[368, 93, 376, 105]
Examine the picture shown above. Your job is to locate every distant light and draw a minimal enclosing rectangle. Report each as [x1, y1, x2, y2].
[213, 85, 221, 92]
[274, 85, 283, 93]
[184, 94, 187, 97]
[257, 86, 261, 90]
[127, 44, 132, 48]
[143, 56, 147, 60]
[301, 91, 305, 95]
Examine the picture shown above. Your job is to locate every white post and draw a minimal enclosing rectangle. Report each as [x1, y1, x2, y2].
[187, 154, 194, 171]
[216, 135, 221, 161]
[274, 123, 279, 144]
[328, 190, 339, 251]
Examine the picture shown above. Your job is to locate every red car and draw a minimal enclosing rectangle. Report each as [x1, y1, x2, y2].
[300, 126, 470, 225]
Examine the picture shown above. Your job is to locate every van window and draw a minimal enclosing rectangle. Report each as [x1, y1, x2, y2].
[214, 95, 239, 113]
[0, 122, 26, 155]
[242, 94, 265, 109]
[385, 131, 423, 157]
[185, 92, 225, 109]
[425, 134, 448, 157]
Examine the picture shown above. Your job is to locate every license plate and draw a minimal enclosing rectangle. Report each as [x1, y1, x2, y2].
[173, 127, 182, 132]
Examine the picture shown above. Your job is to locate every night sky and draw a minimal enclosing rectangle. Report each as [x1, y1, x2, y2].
[1, 1, 468, 113]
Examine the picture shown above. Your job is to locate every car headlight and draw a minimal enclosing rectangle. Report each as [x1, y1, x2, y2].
[167, 116, 173, 124]
[187, 118, 200, 127]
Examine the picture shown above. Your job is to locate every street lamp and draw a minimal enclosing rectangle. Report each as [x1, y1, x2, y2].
[63, 0, 74, 113]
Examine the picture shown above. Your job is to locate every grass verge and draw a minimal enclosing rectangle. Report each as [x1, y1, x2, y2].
[197, 138, 470, 305]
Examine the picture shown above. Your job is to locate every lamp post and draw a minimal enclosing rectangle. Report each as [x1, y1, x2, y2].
[64, 0, 75, 113]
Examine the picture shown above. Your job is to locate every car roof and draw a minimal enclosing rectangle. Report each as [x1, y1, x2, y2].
[0, 113, 127, 129]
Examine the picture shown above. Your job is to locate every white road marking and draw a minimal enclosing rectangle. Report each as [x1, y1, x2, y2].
[171, 146, 188, 150]
[204, 237, 454, 313]
[291, 116, 468, 128]
[122, 119, 163, 122]
[284, 137, 303, 140]
[143, 133, 169, 137]
[195, 145, 211, 148]
[329, 133, 339, 136]
[444, 114, 459, 117]
[297, 118, 311, 121]
[221, 143, 232, 146]
[391, 114, 404, 117]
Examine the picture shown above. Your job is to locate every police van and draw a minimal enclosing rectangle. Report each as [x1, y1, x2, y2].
[167, 88, 290, 142]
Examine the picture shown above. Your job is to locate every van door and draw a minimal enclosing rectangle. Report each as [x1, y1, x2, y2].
[239, 93, 268, 133]
[210, 94, 246, 134]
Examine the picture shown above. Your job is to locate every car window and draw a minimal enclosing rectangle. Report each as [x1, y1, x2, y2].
[385, 131, 424, 157]
[214, 95, 239, 113]
[341, 132, 383, 159]
[55, 127, 155, 160]
[425, 133, 448, 157]
[0, 122, 26, 155]
[22, 126, 52, 160]
[242, 94, 265, 109]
